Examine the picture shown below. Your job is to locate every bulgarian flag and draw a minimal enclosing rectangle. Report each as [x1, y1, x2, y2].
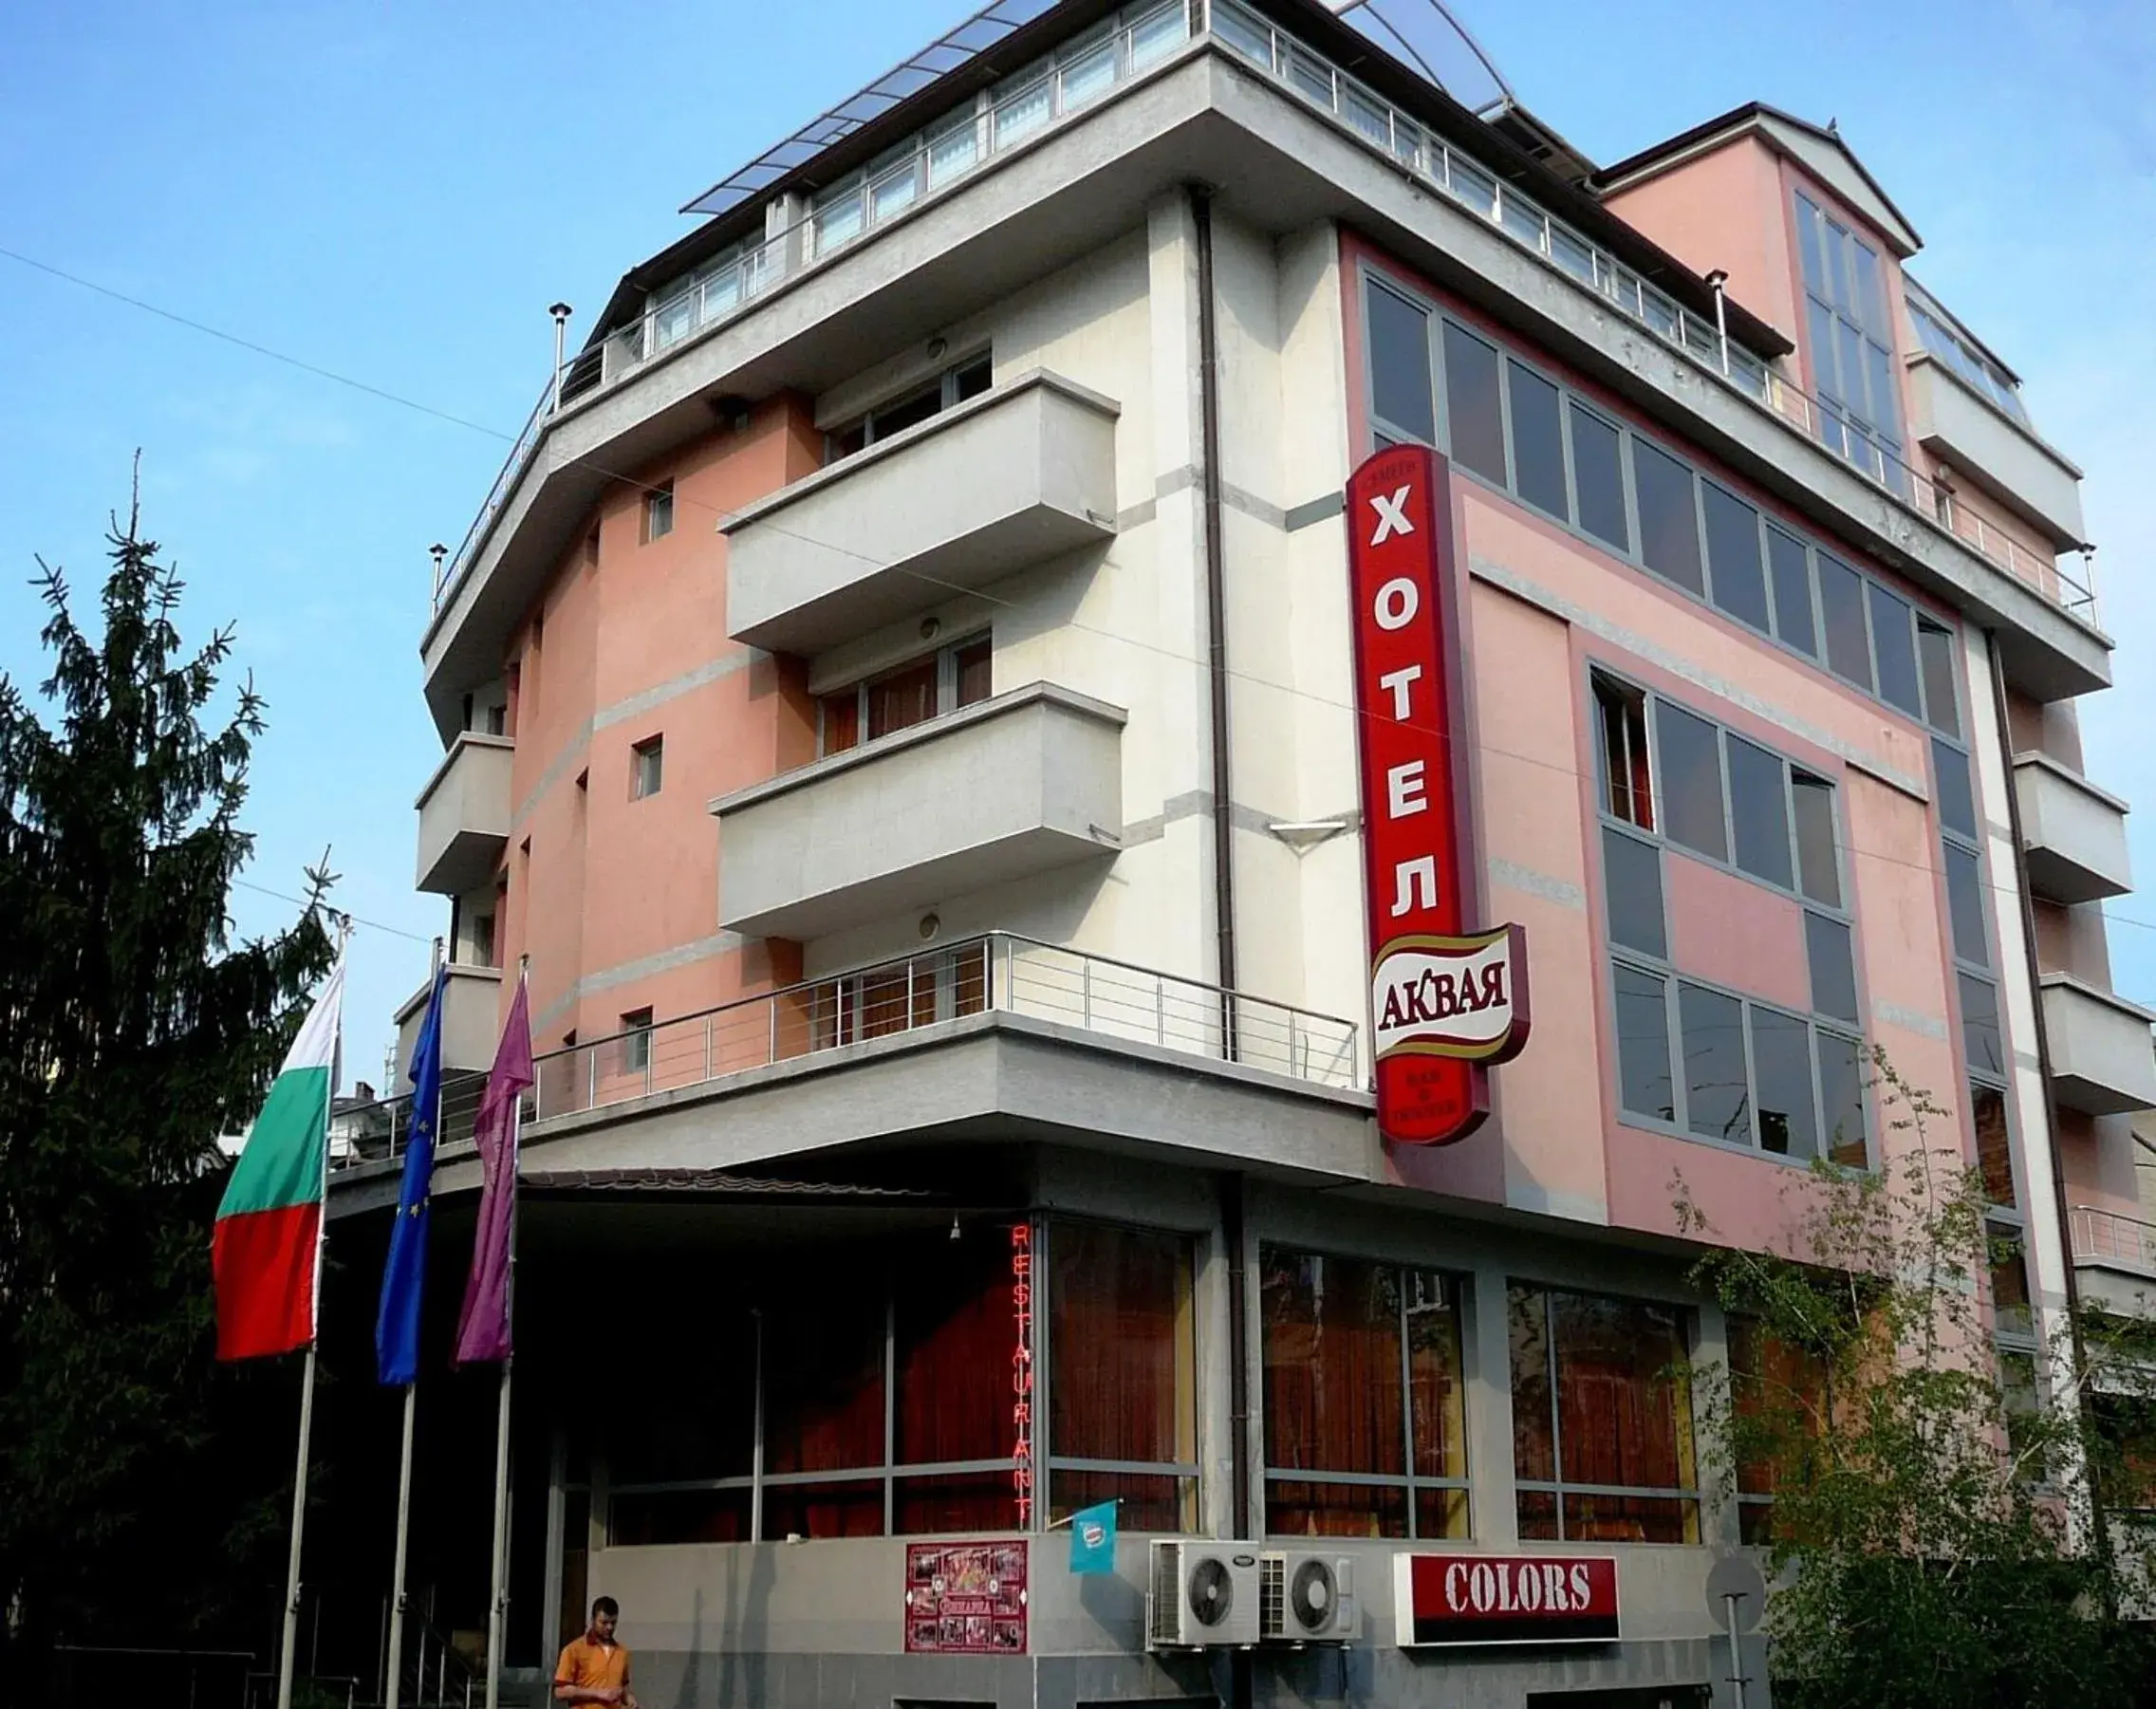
[214, 959, 345, 1360]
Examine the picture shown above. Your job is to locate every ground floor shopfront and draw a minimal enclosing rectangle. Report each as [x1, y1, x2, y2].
[324, 1136, 1769, 1709]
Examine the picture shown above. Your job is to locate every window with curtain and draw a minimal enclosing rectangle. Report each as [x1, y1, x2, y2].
[1261, 1249, 1469, 1539]
[1726, 1315, 1832, 1544]
[1510, 1285, 1699, 1544]
[1048, 1220, 1198, 1533]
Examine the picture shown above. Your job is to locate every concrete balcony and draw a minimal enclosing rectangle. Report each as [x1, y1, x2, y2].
[721, 371, 1118, 655]
[2070, 1205, 2156, 1318]
[2015, 752, 2133, 904]
[711, 681, 1124, 939]
[2041, 974, 2156, 1116]
[1907, 353, 2086, 549]
[394, 962, 506, 1076]
[415, 733, 514, 895]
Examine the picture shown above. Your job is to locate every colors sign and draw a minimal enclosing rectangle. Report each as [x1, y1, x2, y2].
[1345, 444, 1530, 1144]
[1393, 1552, 1620, 1646]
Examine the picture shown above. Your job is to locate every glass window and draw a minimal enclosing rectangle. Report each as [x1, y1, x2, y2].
[1816, 552, 1872, 690]
[1603, 827, 1666, 959]
[1806, 912, 1860, 1025]
[1766, 527, 1817, 657]
[606, 1302, 755, 1485]
[1508, 359, 1568, 518]
[1918, 619, 1961, 737]
[1571, 403, 1629, 552]
[866, 657, 939, 740]
[619, 1007, 654, 1075]
[955, 638, 993, 708]
[895, 1236, 1013, 1529]
[1049, 1222, 1196, 1530]
[1990, 1231, 2034, 1341]
[1946, 845, 1989, 967]
[1655, 704, 1728, 863]
[1614, 964, 1675, 1122]
[1441, 321, 1507, 485]
[1367, 285, 1434, 444]
[1261, 1251, 1468, 1539]
[1702, 484, 1770, 634]
[1792, 771, 1841, 907]
[1727, 737, 1794, 890]
[1680, 983, 1750, 1145]
[1973, 1082, 2015, 1208]
[1868, 585, 1923, 717]
[1633, 438, 1704, 596]
[821, 691, 861, 757]
[643, 482, 675, 541]
[1816, 1031, 1868, 1167]
[1934, 740, 1978, 843]
[1960, 974, 2005, 1079]
[1594, 674, 1654, 830]
[764, 1270, 886, 1476]
[1509, 1286, 1699, 1544]
[1751, 1007, 1818, 1159]
[631, 735, 663, 800]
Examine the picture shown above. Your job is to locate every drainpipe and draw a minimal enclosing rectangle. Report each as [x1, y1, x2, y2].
[548, 302, 573, 412]
[1704, 269, 1731, 378]
[1190, 185, 1237, 1016]
[1219, 1170, 1253, 1709]
[1988, 635, 2107, 1567]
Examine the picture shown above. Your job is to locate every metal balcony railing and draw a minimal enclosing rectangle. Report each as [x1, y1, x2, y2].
[430, 0, 2097, 633]
[2070, 1204, 2156, 1275]
[331, 932, 1360, 1171]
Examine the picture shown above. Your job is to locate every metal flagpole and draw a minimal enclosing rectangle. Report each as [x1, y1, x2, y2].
[280, 920, 351, 1709]
[483, 1009, 524, 1709]
[385, 936, 444, 1709]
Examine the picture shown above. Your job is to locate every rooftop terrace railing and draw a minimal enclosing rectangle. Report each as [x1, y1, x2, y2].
[430, 0, 2097, 633]
[330, 932, 1361, 1172]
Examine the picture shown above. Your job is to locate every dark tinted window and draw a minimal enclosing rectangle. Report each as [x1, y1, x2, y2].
[1751, 1008, 1818, 1159]
[1728, 737, 1794, 889]
[1792, 771, 1840, 907]
[1960, 973, 2005, 1078]
[1806, 913, 1859, 1024]
[1868, 584, 1923, 716]
[1571, 403, 1628, 552]
[1604, 827, 1666, 959]
[1766, 527, 1817, 657]
[1946, 845, 1988, 966]
[1702, 484, 1770, 633]
[1368, 286, 1435, 444]
[1508, 360, 1568, 518]
[1934, 739, 1978, 842]
[1816, 1031, 1868, 1166]
[1656, 704, 1727, 863]
[1614, 965, 1674, 1122]
[1633, 438, 1704, 596]
[1918, 619, 1961, 737]
[1816, 552, 1872, 690]
[1680, 983, 1750, 1145]
[1442, 321, 1506, 484]
[1973, 1083, 2014, 1207]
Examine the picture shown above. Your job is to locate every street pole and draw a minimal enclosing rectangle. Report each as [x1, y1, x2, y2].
[1721, 1591, 1749, 1709]
[275, 1347, 318, 1709]
[482, 1090, 523, 1709]
[383, 1384, 418, 1709]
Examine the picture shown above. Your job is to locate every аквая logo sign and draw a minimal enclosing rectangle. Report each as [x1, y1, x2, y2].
[1345, 445, 1529, 1145]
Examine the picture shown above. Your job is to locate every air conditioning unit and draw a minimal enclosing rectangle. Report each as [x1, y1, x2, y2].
[1259, 1551, 1360, 1644]
[1147, 1539, 1262, 1648]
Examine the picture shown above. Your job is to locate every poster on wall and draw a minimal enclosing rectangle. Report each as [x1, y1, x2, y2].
[903, 1540, 1029, 1655]
[1344, 443, 1531, 1145]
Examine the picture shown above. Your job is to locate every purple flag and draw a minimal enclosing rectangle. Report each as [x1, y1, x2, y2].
[452, 975, 534, 1365]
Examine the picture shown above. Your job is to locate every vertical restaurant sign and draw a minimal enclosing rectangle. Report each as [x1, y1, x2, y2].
[1011, 1222, 1034, 1528]
[1346, 444, 1530, 1145]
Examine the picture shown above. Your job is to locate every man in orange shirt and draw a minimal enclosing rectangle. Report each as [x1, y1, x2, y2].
[554, 1596, 639, 1709]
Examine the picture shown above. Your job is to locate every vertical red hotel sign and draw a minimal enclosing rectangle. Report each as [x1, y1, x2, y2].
[1346, 444, 1530, 1145]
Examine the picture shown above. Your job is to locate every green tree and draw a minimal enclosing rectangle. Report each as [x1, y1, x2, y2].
[1680, 1052, 2156, 1709]
[0, 490, 337, 1661]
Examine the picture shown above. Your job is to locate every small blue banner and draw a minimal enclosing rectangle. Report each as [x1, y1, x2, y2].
[1069, 1499, 1117, 1575]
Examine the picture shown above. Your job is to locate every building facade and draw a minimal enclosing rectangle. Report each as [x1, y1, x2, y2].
[334, 2, 2155, 1704]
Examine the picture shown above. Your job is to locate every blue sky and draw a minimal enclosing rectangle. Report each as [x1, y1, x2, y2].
[2, 0, 2150, 1085]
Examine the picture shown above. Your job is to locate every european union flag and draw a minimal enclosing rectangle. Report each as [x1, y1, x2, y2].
[376, 965, 446, 1386]
[1069, 1499, 1117, 1575]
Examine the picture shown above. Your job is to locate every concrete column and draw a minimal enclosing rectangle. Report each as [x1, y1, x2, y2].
[1465, 1262, 1518, 1545]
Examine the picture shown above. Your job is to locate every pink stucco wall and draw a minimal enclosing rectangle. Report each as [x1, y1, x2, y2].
[495, 398, 822, 1050]
[1602, 136, 1800, 349]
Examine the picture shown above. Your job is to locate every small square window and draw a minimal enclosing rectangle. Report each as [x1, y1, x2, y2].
[621, 1008, 655, 1075]
[631, 735, 664, 800]
[644, 482, 676, 542]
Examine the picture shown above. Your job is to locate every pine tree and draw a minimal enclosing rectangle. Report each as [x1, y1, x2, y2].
[0, 485, 337, 1662]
